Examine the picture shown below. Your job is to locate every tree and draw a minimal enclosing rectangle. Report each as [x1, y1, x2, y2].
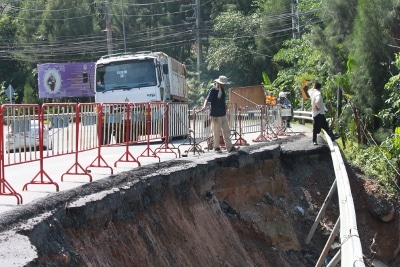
[0, 4, 28, 103]
[22, 84, 37, 104]
[272, 36, 329, 110]
[316, 0, 357, 75]
[378, 52, 400, 130]
[206, 11, 261, 86]
[253, 0, 294, 84]
[15, 0, 103, 63]
[348, 0, 399, 138]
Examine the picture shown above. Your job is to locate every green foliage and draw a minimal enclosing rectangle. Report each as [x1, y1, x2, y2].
[186, 74, 213, 109]
[22, 83, 39, 104]
[254, 0, 294, 83]
[348, 0, 399, 131]
[0, 10, 28, 103]
[206, 11, 261, 85]
[0, 83, 10, 104]
[396, 127, 400, 148]
[377, 53, 400, 128]
[261, 72, 275, 93]
[343, 138, 399, 193]
[15, 0, 101, 62]
[272, 36, 331, 110]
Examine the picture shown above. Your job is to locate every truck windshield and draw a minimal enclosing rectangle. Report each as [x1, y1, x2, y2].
[96, 59, 157, 92]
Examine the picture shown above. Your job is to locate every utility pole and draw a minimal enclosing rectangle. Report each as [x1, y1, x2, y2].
[291, 0, 300, 39]
[121, 0, 126, 52]
[182, 1, 202, 82]
[292, 0, 304, 113]
[105, 0, 113, 55]
[195, 0, 202, 82]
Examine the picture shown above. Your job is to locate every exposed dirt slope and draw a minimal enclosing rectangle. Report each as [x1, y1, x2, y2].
[34, 137, 339, 267]
[0, 136, 399, 266]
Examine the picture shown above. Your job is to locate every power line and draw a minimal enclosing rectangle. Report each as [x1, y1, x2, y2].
[0, 2, 325, 63]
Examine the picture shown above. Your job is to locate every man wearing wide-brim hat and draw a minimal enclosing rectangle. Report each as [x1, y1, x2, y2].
[200, 75, 237, 153]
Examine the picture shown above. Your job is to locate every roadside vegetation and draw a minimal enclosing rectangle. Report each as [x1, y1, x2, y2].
[0, 0, 399, 193]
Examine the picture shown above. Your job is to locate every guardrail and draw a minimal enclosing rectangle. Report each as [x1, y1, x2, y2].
[327, 136, 365, 267]
[293, 110, 313, 121]
[296, 107, 366, 267]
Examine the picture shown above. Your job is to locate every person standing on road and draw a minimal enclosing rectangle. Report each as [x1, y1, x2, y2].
[277, 91, 291, 109]
[308, 82, 339, 145]
[200, 75, 237, 153]
[276, 91, 292, 128]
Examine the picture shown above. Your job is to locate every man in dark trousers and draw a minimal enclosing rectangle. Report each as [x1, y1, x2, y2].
[308, 82, 340, 145]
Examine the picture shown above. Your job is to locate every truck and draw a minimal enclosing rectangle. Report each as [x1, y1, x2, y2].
[94, 51, 189, 144]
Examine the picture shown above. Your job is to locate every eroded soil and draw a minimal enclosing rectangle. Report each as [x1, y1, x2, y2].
[0, 137, 399, 267]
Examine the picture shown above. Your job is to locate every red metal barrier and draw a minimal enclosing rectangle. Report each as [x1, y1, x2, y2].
[0, 101, 295, 206]
[3, 104, 44, 165]
[0, 101, 192, 205]
[232, 107, 249, 146]
[178, 107, 204, 155]
[273, 104, 292, 136]
[22, 104, 59, 191]
[113, 103, 141, 167]
[252, 105, 270, 142]
[154, 103, 179, 157]
[0, 104, 59, 192]
[61, 104, 92, 182]
[265, 105, 281, 139]
[0, 105, 23, 204]
[86, 104, 114, 173]
[137, 103, 161, 162]
[44, 103, 79, 156]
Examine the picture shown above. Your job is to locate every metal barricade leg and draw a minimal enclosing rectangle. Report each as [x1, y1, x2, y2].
[16, 104, 59, 192]
[110, 103, 141, 167]
[0, 179, 23, 204]
[0, 110, 18, 205]
[137, 103, 160, 162]
[253, 106, 270, 142]
[154, 104, 179, 157]
[232, 109, 248, 146]
[23, 169, 59, 192]
[178, 108, 204, 156]
[60, 104, 92, 182]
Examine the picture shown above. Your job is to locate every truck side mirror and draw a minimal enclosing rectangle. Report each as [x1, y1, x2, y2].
[82, 72, 88, 83]
[162, 64, 169, 74]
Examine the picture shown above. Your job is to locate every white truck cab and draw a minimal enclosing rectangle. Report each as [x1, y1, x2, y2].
[94, 51, 189, 144]
[95, 51, 187, 104]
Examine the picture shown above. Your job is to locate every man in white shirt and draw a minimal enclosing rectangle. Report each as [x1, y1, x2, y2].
[308, 82, 340, 145]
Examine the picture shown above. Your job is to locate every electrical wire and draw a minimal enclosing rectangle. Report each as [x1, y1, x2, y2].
[0, 2, 325, 65]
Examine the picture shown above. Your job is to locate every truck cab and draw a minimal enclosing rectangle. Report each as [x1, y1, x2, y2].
[94, 51, 188, 145]
[95, 51, 187, 104]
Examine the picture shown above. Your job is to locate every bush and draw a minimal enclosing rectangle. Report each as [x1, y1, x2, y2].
[342, 134, 400, 194]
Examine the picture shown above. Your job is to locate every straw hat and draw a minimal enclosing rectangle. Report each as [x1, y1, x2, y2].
[214, 75, 230, 85]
